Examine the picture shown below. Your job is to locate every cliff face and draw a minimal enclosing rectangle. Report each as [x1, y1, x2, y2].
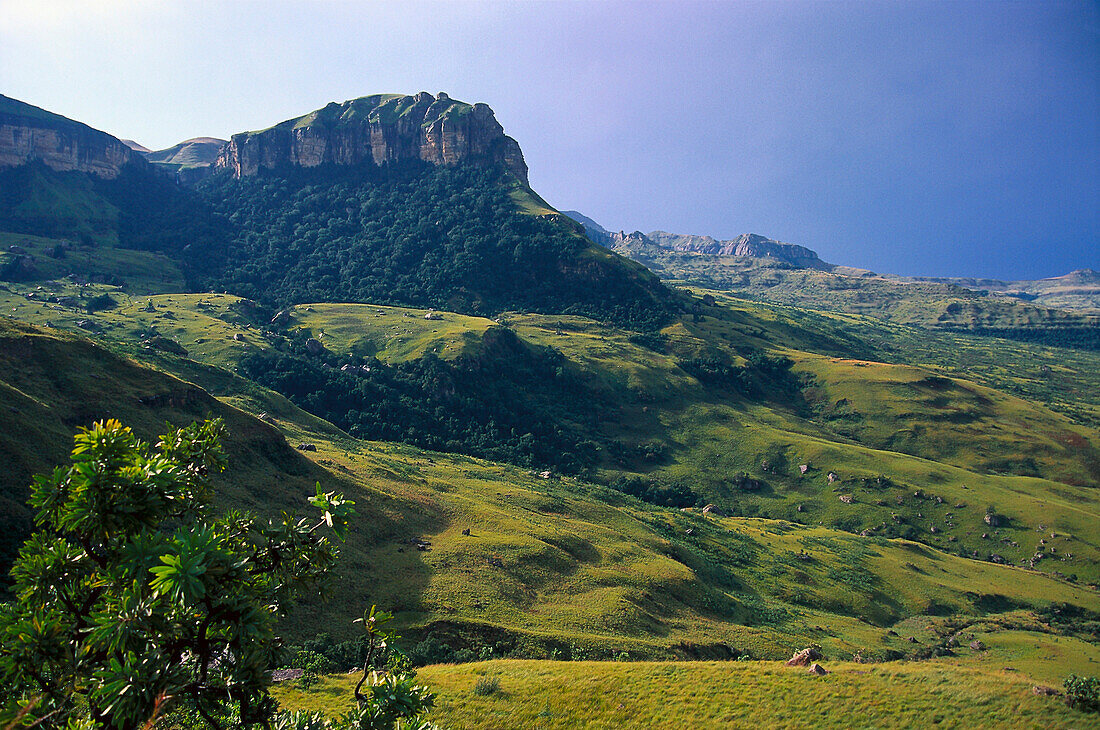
[648, 231, 829, 269]
[0, 95, 138, 179]
[215, 92, 529, 185]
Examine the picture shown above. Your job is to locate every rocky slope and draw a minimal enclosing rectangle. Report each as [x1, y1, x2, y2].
[215, 92, 529, 184]
[563, 212, 831, 270]
[0, 94, 139, 179]
[647, 230, 830, 269]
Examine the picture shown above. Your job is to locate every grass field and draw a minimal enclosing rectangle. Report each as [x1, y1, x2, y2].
[274, 658, 1096, 729]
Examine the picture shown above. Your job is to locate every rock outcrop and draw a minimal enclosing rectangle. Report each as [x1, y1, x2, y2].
[214, 92, 528, 185]
[0, 94, 139, 179]
[648, 230, 829, 269]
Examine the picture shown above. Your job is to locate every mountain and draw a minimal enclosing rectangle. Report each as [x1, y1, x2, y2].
[648, 230, 831, 270]
[145, 137, 226, 168]
[120, 139, 151, 153]
[909, 268, 1100, 311]
[568, 211, 1099, 347]
[214, 92, 529, 185]
[562, 212, 830, 270]
[0, 94, 142, 178]
[0, 93, 676, 328]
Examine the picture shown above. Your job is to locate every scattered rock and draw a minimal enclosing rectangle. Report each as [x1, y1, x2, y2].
[838, 494, 853, 504]
[969, 640, 985, 651]
[296, 443, 317, 452]
[785, 647, 822, 667]
[232, 332, 245, 341]
[984, 512, 1001, 527]
[145, 336, 187, 356]
[461, 528, 471, 536]
[827, 472, 838, 484]
[799, 464, 809, 474]
[270, 668, 304, 682]
[1032, 685, 1061, 697]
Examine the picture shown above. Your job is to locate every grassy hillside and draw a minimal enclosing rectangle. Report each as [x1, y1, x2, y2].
[4, 286, 1097, 585]
[275, 658, 1097, 729]
[2, 318, 1097, 658]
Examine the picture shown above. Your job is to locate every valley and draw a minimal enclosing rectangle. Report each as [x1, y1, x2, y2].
[0, 90, 1097, 728]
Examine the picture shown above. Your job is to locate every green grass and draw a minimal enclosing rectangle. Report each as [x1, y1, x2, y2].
[6, 288, 1097, 585]
[287, 302, 496, 363]
[1, 314, 1098, 704]
[275, 659, 1094, 728]
[0, 232, 186, 294]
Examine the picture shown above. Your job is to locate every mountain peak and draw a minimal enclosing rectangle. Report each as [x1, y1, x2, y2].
[215, 92, 528, 184]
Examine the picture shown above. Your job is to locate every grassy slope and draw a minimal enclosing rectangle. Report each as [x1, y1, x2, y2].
[4, 288, 1098, 584]
[2, 318, 1097, 663]
[275, 659, 1095, 729]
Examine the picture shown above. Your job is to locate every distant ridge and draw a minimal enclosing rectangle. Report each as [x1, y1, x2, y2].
[144, 137, 227, 168]
[120, 139, 151, 153]
[0, 94, 141, 178]
[563, 211, 831, 270]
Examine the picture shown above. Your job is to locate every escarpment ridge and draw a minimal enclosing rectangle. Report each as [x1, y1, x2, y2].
[214, 92, 529, 184]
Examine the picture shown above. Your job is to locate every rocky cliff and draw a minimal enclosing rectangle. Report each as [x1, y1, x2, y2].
[215, 92, 529, 185]
[0, 94, 139, 179]
[648, 231, 830, 269]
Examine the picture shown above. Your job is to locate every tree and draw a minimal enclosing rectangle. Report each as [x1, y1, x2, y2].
[0, 418, 358, 728]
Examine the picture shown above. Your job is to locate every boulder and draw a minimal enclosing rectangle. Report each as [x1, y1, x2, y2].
[807, 663, 828, 676]
[305, 337, 325, 355]
[702, 504, 723, 516]
[785, 647, 822, 667]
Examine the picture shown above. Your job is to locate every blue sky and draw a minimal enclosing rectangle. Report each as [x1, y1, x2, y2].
[2, 0, 1096, 279]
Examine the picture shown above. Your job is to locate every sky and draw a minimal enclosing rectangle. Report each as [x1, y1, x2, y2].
[1, 0, 1096, 279]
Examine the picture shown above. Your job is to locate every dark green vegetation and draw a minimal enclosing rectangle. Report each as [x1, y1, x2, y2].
[195, 161, 672, 328]
[0, 419, 353, 727]
[240, 325, 605, 475]
[0, 159, 673, 329]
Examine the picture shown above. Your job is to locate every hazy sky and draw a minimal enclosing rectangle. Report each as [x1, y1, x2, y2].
[2, 0, 1096, 278]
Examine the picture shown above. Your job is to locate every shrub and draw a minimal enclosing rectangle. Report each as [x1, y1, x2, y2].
[473, 676, 501, 696]
[1064, 674, 1100, 712]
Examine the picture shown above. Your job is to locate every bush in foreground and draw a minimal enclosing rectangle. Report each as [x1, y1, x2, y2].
[0, 419, 432, 729]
